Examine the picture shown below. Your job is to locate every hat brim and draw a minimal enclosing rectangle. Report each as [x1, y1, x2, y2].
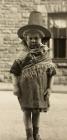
[17, 25, 51, 42]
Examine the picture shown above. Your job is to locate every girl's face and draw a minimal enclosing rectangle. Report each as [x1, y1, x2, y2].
[26, 31, 42, 49]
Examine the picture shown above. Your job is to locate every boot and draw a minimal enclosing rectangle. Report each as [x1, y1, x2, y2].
[33, 126, 41, 140]
[26, 128, 34, 140]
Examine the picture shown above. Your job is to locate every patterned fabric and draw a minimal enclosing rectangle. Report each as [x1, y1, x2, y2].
[10, 50, 56, 77]
[10, 50, 56, 112]
[18, 61, 50, 111]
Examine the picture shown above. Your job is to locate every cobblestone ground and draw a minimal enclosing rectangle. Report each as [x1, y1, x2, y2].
[0, 91, 67, 140]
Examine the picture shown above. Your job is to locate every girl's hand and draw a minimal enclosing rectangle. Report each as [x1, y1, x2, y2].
[13, 86, 20, 97]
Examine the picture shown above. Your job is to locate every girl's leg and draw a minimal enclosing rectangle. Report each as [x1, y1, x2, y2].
[32, 110, 41, 140]
[23, 110, 32, 129]
[23, 110, 33, 140]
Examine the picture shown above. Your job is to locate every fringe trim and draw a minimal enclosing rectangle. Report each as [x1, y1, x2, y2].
[21, 61, 55, 79]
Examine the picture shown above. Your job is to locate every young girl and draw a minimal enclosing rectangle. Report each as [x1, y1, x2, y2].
[10, 11, 56, 140]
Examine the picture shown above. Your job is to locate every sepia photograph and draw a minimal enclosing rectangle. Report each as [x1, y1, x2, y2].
[0, 0, 67, 140]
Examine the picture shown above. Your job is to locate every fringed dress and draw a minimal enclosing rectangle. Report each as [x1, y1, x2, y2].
[10, 50, 56, 112]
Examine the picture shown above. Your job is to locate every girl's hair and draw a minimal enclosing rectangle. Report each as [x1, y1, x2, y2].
[21, 39, 29, 51]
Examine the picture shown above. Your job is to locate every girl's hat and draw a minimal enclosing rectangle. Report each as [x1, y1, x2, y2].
[17, 11, 51, 42]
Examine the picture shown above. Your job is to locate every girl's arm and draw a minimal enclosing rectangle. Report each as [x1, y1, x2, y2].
[12, 75, 21, 97]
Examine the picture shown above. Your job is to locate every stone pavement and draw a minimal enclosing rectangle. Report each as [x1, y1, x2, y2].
[0, 90, 67, 140]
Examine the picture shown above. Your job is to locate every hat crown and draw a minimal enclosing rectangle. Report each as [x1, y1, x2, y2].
[28, 11, 44, 27]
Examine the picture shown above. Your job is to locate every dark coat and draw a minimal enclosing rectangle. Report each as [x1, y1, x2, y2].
[10, 50, 56, 112]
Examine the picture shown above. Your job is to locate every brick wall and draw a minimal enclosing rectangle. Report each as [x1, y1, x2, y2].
[0, 0, 67, 83]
